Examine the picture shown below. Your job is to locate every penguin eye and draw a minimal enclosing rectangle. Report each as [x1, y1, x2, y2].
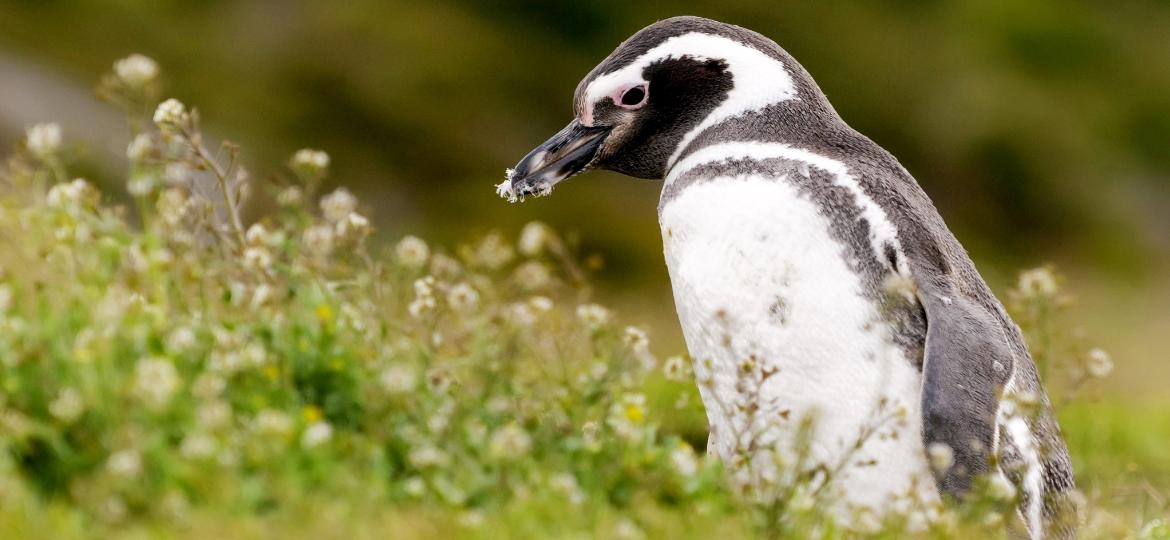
[618, 85, 648, 108]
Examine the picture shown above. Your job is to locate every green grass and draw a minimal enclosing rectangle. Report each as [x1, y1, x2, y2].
[0, 57, 1166, 540]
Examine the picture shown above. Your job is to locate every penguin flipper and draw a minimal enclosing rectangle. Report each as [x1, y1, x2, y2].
[917, 284, 1014, 497]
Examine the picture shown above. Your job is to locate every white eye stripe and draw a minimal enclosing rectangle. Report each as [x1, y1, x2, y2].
[583, 32, 797, 164]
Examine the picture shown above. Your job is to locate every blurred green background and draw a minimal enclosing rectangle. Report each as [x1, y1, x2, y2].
[1, 0, 1167, 397]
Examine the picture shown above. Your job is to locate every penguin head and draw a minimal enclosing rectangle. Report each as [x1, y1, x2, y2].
[504, 16, 829, 200]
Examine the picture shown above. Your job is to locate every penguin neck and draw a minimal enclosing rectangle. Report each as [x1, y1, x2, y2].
[665, 98, 859, 181]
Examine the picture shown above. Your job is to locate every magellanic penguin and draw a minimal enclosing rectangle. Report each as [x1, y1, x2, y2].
[499, 16, 1076, 538]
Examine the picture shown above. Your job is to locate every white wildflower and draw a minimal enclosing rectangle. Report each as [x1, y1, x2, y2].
[408, 445, 449, 468]
[512, 261, 551, 291]
[162, 324, 194, 355]
[107, 449, 142, 478]
[302, 224, 334, 257]
[428, 412, 450, 434]
[277, 186, 304, 207]
[379, 364, 417, 395]
[192, 373, 226, 399]
[164, 162, 192, 186]
[197, 400, 232, 430]
[48, 387, 85, 423]
[607, 393, 647, 442]
[250, 283, 274, 309]
[255, 409, 293, 436]
[613, 519, 644, 540]
[113, 54, 159, 87]
[156, 188, 190, 226]
[403, 476, 426, 497]
[335, 212, 371, 241]
[549, 473, 585, 505]
[126, 174, 155, 196]
[488, 423, 532, 460]
[662, 355, 690, 382]
[623, 326, 648, 349]
[485, 396, 510, 414]
[927, 442, 954, 472]
[446, 282, 479, 313]
[101, 496, 128, 523]
[1140, 519, 1170, 540]
[319, 187, 356, 223]
[854, 508, 883, 534]
[126, 133, 153, 162]
[581, 421, 602, 450]
[473, 232, 514, 269]
[240, 342, 268, 368]
[153, 98, 186, 129]
[227, 281, 248, 307]
[458, 510, 485, 529]
[26, 123, 62, 158]
[528, 296, 553, 312]
[505, 302, 536, 327]
[245, 223, 273, 245]
[518, 221, 551, 256]
[408, 277, 437, 318]
[395, 235, 430, 269]
[624, 326, 657, 371]
[987, 474, 1017, 501]
[789, 485, 815, 512]
[408, 299, 434, 319]
[290, 148, 330, 175]
[301, 421, 333, 448]
[180, 433, 217, 460]
[464, 420, 488, 445]
[133, 357, 180, 409]
[46, 178, 97, 211]
[1018, 267, 1058, 298]
[670, 444, 699, 476]
[590, 361, 608, 380]
[243, 246, 273, 272]
[0, 284, 12, 313]
[1086, 347, 1113, 378]
[576, 303, 610, 329]
[982, 512, 1004, 528]
[429, 253, 462, 277]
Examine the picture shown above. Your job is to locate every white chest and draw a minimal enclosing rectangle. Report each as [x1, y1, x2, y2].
[659, 176, 938, 514]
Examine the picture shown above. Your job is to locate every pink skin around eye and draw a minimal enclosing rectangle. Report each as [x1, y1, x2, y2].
[582, 81, 648, 126]
[610, 81, 649, 110]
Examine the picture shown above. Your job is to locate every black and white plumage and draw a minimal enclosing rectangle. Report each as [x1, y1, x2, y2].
[500, 16, 1076, 538]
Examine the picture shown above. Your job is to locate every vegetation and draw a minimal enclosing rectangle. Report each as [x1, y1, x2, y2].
[0, 58, 1165, 539]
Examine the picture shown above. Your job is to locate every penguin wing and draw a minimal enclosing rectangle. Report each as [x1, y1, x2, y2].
[917, 282, 1014, 496]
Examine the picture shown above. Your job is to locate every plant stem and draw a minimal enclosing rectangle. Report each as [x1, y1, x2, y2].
[182, 127, 247, 249]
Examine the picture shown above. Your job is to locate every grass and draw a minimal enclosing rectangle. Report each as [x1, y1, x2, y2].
[0, 56, 1166, 539]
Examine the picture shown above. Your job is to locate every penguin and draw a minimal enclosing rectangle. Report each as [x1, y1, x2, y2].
[499, 16, 1076, 538]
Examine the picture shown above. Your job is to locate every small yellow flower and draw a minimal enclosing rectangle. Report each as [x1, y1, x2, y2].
[315, 304, 333, 324]
[263, 365, 280, 381]
[302, 405, 323, 424]
[624, 403, 644, 423]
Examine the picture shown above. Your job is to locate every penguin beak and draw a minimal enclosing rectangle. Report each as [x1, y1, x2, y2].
[505, 120, 611, 199]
